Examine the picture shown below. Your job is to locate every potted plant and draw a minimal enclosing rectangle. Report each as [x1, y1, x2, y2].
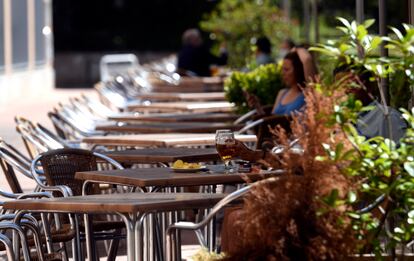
[215, 19, 414, 259]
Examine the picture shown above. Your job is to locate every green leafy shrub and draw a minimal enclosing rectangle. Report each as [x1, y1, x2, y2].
[385, 24, 414, 108]
[320, 97, 414, 257]
[312, 17, 414, 109]
[224, 63, 283, 113]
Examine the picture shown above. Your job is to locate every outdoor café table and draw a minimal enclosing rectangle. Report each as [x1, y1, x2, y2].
[4, 193, 224, 261]
[126, 101, 234, 113]
[108, 112, 240, 123]
[149, 77, 224, 93]
[75, 167, 284, 192]
[134, 92, 225, 102]
[94, 122, 243, 134]
[82, 133, 257, 148]
[102, 147, 219, 164]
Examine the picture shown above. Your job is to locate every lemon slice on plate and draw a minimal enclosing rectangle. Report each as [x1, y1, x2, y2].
[171, 160, 206, 172]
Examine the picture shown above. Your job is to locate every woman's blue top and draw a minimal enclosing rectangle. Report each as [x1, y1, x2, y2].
[273, 90, 305, 115]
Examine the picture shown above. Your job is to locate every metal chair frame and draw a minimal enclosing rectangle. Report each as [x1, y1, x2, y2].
[30, 148, 125, 260]
[80, 94, 116, 118]
[164, 178, 280, 261]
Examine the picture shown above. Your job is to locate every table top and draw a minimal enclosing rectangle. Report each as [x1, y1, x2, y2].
[135, 92, 225, 102]
[95, 122, 242, 133]
[126, 101, 234, 113]
[103, 148, 219, 164]
[149, 77, 224, 93]
[75, 167, 283, 188]
[3, 193, 224, 214]
[108, 112, 240, 123]
[82, 133, 257, 147]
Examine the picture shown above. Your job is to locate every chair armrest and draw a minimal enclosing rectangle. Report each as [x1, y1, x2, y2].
[237, 118, 264, 134]
[261, 114, 292, 122]
[233, 105, 273, 124]
[233, 109, 257, 124]
[0, 191, 18, 199]
[168, 221, 200, 230]
[250, 105, 273, 120]
[39, 185, 73, 197]
[17, 191, 53, 200]
[166, 222, 207, 249]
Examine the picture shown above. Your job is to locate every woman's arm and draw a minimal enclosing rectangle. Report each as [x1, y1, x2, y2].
[234, 140, 281, 168]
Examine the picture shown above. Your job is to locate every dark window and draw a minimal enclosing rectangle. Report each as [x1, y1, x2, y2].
[53, 0, 217, 52]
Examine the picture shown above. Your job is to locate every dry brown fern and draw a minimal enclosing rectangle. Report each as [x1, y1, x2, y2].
[223, 87, 359, 260]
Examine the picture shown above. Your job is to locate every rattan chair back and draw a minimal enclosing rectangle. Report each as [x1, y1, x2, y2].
[39, 148, 98, 196]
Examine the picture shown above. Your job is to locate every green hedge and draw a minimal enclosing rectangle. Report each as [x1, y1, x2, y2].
[224, 63, 284, 113]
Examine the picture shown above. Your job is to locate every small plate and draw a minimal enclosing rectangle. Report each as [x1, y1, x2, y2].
[171, 166, 208, 173]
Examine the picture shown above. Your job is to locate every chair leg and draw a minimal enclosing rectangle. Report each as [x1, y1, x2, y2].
[175, 229, 181, 261]
[165, 228, 175, 261]
[59, 242, 69, 261]
[154, 216, 164, 261]
[40, 213, 54, 254]
[71, 214, 82, 261]
[106, 230, 121, 261]
[84, 214, 98, 261]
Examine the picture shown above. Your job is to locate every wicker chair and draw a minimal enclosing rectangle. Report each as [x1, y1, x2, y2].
[0, 139, 77, 260]
[31, 148, 126, 260]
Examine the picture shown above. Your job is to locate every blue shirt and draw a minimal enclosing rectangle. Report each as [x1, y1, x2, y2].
[273, 90, 305, 115]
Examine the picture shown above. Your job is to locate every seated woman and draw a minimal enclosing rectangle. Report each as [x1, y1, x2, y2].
[245, 50, 309, 149]
[272, 51, 306, 115]
[247, 50, 309, 117]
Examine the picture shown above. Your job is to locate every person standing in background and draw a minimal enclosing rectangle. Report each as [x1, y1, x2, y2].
[176, 28, 227, 77]
[255, 37, 274, 66]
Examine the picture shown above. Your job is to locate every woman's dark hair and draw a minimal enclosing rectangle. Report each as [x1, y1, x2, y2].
[284, 51, 306, 86]
[256, 37, 272, 54]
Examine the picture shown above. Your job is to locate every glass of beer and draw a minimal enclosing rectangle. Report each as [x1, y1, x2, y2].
[215, 130, 236, 172]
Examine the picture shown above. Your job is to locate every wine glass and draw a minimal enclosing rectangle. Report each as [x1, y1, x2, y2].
[215, 130, 236, 172]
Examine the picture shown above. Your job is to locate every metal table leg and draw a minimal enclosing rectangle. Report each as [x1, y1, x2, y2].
[83, 214, 97, 261]
[118, 213, 138, 261]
